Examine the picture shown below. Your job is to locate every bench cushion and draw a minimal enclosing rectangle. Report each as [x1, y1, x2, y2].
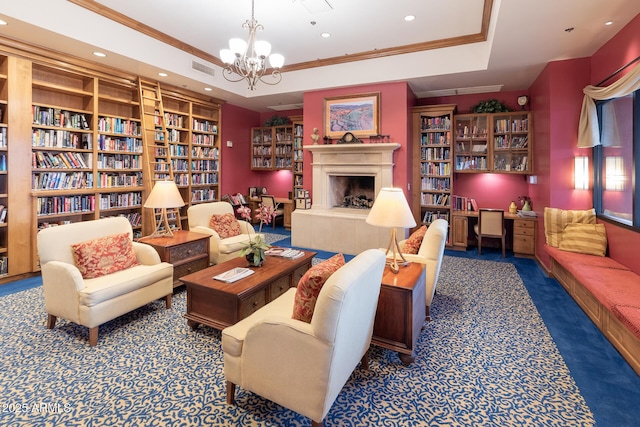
[570, 264, 640, 310]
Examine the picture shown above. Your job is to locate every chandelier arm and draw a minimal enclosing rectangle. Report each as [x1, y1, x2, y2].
[258, 70, 283, 86]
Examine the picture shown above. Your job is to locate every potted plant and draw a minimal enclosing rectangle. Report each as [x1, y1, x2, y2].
[236, 203, 277, 266]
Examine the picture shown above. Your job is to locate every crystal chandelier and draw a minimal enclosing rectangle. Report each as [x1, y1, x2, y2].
[220, 0, 285, 90]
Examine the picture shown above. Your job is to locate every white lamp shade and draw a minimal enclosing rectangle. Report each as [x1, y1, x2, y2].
[254, 40, 271, 57]
[269, 53, 285, 69]
[144, 181, 185, 209]
[229, 38, 247, 56]
[574, 156, 589, 190]
[366, 187, 417, 228]
[220, 49, 236, 65]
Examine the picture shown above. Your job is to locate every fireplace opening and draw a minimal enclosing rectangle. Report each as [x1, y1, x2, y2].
[330, 175, 375, 209]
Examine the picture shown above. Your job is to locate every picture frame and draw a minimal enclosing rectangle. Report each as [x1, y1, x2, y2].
[324, 92, 380, 139]
[248, 187, 258, 199]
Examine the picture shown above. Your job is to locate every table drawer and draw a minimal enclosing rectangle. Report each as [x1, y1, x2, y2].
[174, 258, 209, 280]
[239, 290, 267, 319]
[292, 263, 311, 286]
[171, 240, 208, 262]
[514, 219, 535, 229]
[513, 236, 535, 254]
[514, 225, 535, 236]
[270, 276, 291, 300]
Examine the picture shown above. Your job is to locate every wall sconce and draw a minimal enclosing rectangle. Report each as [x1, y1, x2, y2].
[574, 156, 589, 190]
[605, 156, 625, 191]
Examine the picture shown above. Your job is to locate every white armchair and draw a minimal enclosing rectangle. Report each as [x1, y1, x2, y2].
[222, 249, 386, 427]
[397, 218, 448, 321]
[37, 217, 174, 346]
[187, 202, 262, 265]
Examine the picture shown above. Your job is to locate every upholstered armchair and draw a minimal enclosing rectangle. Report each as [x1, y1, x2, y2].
[222, 249, 386, 427]
[395, 218, 448, 321]
[187, 202, 262, 265]
[37, 217, 174, 346]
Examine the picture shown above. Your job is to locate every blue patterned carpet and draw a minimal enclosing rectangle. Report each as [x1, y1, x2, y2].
[0, 252, 596, 426]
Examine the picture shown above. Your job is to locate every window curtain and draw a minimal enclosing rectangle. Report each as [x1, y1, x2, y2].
[578, 63, 640, 147]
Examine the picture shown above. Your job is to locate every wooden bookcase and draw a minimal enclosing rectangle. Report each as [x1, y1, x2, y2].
[454, 111, 532, 174]
[250, 125, 294, 171]
[412, 104, 456, 243]
[0, 45, 223, 281]
[290, 115, 304, 199]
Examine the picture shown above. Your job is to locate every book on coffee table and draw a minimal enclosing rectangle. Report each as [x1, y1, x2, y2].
[213, 267, 255, 283]
[265, 248, 305, 259]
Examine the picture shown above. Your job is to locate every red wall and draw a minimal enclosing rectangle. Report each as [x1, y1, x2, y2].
[302, 82, 412, 201]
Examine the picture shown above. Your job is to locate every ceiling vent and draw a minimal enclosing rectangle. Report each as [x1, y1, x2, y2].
[192, 60, 215, 76]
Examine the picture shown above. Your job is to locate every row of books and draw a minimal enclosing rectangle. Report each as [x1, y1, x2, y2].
[494, 135, 528, 149]
[452, 195, 479, 212]
[35, 195, 96, 216]
[0, 256, 7, 276]
[98, 192, 142, 210]
[421, 193, 450, 207]
[495, 118, 529, 133]
[422, 210, 450, 224]
[494, 155, 528, 172]
[191, 172, 218, 185]
[0, 154, 6, 172]
[421, 132, 449, 146]
[421, 177, 450, 191]
[32, 129, 92, 149]
[97, 135, 142, 152]
[456, 156, 488, 171]
[0, 205, 7, 223]
[192, 119, 218, 133]
[0, 127, 6, 148]
[32, 106, 90, 130]
[97, 153, 141, 169]
[420, 162, 450, 176]
[192, 134, 216, 146]
[97, 172, 142, 188]
[191, 188, 216, 202]
[170, 144, 188, 157]
[32, 151, 91, 169]
[421, 146, 450, 161]
[420, 116, 451, 131]
[32, 171, 93, 190]
[192, 146, 219, 159]
[97, 117, 141, 136]
[191, 160, 219, 171]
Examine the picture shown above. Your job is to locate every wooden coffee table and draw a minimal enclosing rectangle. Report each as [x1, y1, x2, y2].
[371, 262, 426, 365]
[180, 250, 316, 330]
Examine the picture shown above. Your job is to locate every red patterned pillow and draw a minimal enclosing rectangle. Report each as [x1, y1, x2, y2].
[71, 233, 138, 279]
[209, 213, 242, 239]
[292, 253, 345, 323]
[403, 225, 427, 254]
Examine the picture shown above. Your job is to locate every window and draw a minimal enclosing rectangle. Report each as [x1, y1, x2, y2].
[594, 91, 639, 228]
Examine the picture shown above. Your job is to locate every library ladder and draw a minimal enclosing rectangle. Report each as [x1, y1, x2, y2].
[138, 79, 182, 235]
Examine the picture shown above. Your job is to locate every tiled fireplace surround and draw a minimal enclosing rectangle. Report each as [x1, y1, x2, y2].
[291, 143, 402, 254]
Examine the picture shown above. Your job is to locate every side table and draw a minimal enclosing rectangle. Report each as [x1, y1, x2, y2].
[371, 262, 426, 365]
[139, 230, 210, 288]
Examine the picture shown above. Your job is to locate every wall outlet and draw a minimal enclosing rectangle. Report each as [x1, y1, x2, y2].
[226, 141, 233, 147]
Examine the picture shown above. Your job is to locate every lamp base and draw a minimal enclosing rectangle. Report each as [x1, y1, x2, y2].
[147, 208, 176, 239]
[383, 228, 409, 274]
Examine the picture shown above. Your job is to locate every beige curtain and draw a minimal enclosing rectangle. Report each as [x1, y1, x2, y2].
[578, 63, 640, 147]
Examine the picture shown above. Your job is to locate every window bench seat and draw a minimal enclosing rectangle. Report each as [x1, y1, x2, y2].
[546, 245, 640, 375]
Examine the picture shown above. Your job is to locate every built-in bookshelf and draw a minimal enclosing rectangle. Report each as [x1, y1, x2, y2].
[96, 79, 144, 237]
[189, 101, 220, 205]
[454, 113, 489, 172]
[412, 104, 457, 242]
[290, 115, 304, 200]
[454, 112, 532, 174]
[0, 55, 8, 277]
[31, 64, 98, 244]
[251, 125, 294, 171]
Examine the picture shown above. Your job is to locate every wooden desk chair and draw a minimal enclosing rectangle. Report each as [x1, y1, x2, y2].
[474, 209, 506, 258]
[260, 195, 284, 229]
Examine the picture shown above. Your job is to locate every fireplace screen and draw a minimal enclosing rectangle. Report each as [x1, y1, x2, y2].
[329, 175, 375, 209]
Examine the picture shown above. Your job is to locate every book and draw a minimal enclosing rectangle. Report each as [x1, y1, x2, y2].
[265, 248, 305, 259]
[213, 267, 254, 283]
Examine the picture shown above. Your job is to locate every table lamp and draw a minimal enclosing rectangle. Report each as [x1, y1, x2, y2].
[144, 180, 185, 238]
[366, 187, 417, 273]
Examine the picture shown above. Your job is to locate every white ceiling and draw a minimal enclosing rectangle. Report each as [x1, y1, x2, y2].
[0, 0, 639, 112]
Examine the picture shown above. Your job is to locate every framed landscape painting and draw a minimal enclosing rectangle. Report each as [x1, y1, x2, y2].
[324, 92, 380, 139]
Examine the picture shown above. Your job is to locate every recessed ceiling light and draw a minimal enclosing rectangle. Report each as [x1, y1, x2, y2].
[93, 51, 106, 57]
[204, 87, 212, 91]
[0, 19, 7, 26]
[321, 32, 330, 38]
[158, 72, 168, 77]
[605, 21, 613, 26]
[404, 15, 415, 22]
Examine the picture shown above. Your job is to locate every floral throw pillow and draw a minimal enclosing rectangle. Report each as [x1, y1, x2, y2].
[292, 253, 345, 323]
[71, 233, 138, 279]
[209, 213, 242, 239]
[403, 225, 427, 254]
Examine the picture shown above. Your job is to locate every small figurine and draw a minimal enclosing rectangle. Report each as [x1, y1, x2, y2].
[310, 128, 320, 144]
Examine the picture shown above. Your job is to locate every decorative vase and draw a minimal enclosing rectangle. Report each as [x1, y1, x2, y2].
[246, 251, 264, 267]
[522, 200, 532, 211]
[509, 201, 517, 214]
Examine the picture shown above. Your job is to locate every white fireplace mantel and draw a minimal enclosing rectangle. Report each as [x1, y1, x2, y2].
[291, 142, 403, 255]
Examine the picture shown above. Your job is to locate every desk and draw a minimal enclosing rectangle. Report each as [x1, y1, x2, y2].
[248, 197, 294, 229]
[451, 211, 536, 257]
